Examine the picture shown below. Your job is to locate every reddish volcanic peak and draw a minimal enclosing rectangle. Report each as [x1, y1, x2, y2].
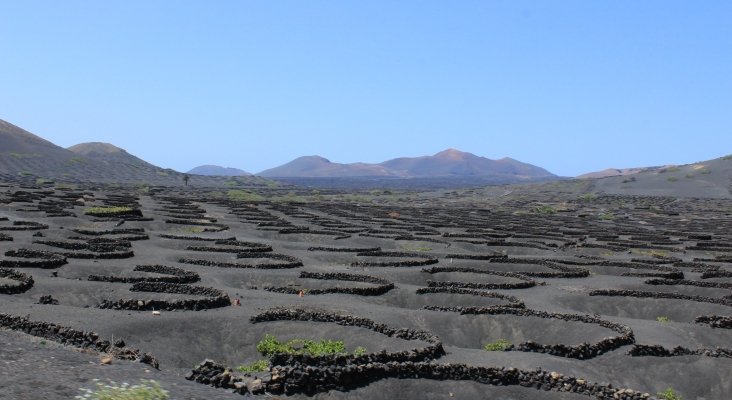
[433, 148, 473, 160]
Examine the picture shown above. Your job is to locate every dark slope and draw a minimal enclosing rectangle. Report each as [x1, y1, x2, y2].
[577, 167, 654, 179]
[587, 155, 732, 198]
[0, 119, 80, 176]
[0, 119, 268, 187]
[187, 165, 251, 176]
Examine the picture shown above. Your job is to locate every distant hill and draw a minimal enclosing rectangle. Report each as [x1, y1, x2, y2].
[187, 165, 251, 176]
[577, 167, 653, 179]
[258, 156, 392, 178]
[584, 155, 732, 198]
[380, 149, 555, 179]
[68, 142, 157, 169]
[258, 149, 556, 182]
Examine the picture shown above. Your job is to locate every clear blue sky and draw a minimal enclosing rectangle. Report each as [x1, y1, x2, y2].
[1, 1, 730, 176]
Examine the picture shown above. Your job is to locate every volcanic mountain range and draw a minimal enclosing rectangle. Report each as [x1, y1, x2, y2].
[253, 149, 556, 180]
[0, 118, 556, 183]
[1, 118, 729, 197]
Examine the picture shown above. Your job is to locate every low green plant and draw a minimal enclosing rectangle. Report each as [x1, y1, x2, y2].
[353, 346, 367, 356]
[85, 206, 134, 215]
[699, 169, 711, 174]
[599, 212, 615, 221]
[657, 387, 682, 400]
[656, 316, 670, 323]
[256, 334, 353, 357]
[400, 245, 432, 252]
[177, 226, 205, 234]
[578, 193, 597, 202]
[659, 167, 679, 174]
[137, 183, 151, 193]
[76, 379, 168, 400]
[667, 176, 678, 182]
[228, 189, 263, 202]
[484, 339, 511, 351]
[236, 359, 270, 373]
[533, 205, 556, 214]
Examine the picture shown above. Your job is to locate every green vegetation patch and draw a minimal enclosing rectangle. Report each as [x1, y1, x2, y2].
[76, 379, 169, 400]
[578, 193, 597, 202]
[236, 359, 270, 373]
[35, 178, 54, 185]
[228, 189, 264, 202]
[85, 206, 136, 216]
[532, 205, 556, 214]
[598, 212, 615, 221]
[657, 388, 682, 400]
[656, 316, 670, 323]
[256, 334, 364, 357]
[484, 338, 511, 351]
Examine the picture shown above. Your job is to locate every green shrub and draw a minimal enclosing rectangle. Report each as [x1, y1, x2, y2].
[353, 346, 367, 356]
[228, 190, 263, 202]
[667, 176, 678, 182]
[656, 316, 670, 323]
[578, 193, 597, 202]
[599, 212, 615, 221]
[657, 388, 682, 400]
[700, 169, 711, 175]
[85, 206, 134, 216]
[484, 339, 511, 351]
[236, 359, 270, 373]
[533, 205, 556, 214]
[256, 334, 351, 357]
[76, 379, 168, 400]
